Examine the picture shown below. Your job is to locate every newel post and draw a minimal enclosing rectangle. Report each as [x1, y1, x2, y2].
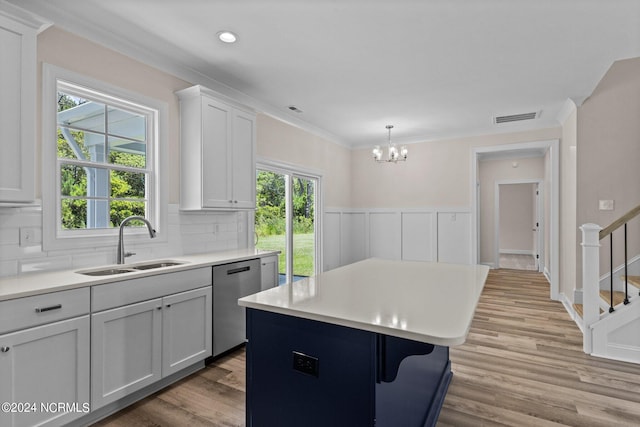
[580, 223, 602, 353]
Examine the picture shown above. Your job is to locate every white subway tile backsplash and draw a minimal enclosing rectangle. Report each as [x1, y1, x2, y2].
[0, 260, 18, 277]
[0, 204, 246, 278]
[20, 255, 72, 274]
[0, 228, 20, 245]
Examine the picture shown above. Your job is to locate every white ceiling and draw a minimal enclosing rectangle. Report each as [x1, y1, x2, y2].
[10, 0, 640, 148]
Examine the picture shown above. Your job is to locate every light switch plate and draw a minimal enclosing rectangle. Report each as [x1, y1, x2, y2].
[19, 227, 40, 247]
[599, 200, 614, 211]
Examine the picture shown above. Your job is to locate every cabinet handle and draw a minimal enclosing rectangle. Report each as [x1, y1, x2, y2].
[166, 304, 171, 308]
[1, 346, 9, 353]
[35, 304, 62, 313]
[227, 266, 250, 275]
[234, 200, 238, 203]
[156, 306, 162, 310]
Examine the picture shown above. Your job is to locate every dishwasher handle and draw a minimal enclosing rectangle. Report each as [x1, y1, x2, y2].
[227, 266, 251, 275]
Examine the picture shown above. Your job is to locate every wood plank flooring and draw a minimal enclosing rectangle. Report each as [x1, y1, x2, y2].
[94, 269, 640, 427]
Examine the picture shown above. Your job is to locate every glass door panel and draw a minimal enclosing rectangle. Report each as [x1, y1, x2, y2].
[255, 170, 286, 284]
[256, 168, 318, 285]
[292, 176, 315, 282]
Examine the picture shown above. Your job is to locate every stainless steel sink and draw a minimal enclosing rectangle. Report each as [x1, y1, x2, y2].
[131, 261, 184, 270]
[78, 268, 136, 276]
[76, 260, 186, 276]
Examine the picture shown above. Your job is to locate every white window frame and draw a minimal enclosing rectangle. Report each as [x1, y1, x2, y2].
[42, 64, 168, 251]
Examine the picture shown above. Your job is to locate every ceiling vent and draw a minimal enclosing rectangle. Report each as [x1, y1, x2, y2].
[494, 111, 540, 124]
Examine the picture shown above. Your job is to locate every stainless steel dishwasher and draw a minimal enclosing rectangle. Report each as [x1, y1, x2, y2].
[212, 258, 260, 357]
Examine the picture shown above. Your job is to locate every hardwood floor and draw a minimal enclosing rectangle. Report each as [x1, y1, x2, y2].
[94, 269, 640, 427]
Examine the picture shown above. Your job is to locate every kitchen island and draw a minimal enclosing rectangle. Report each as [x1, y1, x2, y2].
[238, 258, 489, 427]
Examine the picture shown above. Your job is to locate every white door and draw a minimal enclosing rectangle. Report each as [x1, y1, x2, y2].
[91, 299, 162, 409]
[0, 316, 90, 427]
[162, 287, 212, 376]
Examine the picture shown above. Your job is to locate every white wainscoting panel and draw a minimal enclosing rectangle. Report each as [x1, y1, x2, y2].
[323, 208, 472, 271]
[369, 212, 401, 260]
[323, 212, 341, 271]
[401, 212, 435, 262]
[341, 212, 367, 266]
[437, 212, 472, 264]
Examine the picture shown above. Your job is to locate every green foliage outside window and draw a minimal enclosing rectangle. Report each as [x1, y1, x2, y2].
[255, 171, 314, 237]
[57, 93, 147, 230]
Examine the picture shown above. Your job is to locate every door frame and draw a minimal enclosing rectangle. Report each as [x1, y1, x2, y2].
[255, 158, 323, 283]
[471, 139, 559, 300]
[494, 180, 543, 272]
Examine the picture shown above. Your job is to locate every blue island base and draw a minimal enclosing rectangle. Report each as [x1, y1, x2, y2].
[246, 308, 452, 427]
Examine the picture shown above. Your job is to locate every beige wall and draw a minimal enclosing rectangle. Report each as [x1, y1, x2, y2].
[37, 26, 191, 204]
[499, 183, 535, 252]
[577, 57, 640, 286]
[478, 157, 545, 265]
[560, 103, 578, 298]
[255, 114, 352, 208]
[350, 128, 561, 209]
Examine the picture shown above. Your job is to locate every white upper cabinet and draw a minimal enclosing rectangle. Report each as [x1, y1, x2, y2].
[177, 85, 256, 210]
[0, 8, 46, 204]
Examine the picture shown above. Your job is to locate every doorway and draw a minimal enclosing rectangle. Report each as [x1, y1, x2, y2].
[495, 181, 542, 271]
[255, 165, 320, 285]
[471, 139, 560, 300]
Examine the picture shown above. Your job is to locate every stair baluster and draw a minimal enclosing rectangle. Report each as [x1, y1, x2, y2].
[624, 223, 629, 305]
[609, 233, 614, 313]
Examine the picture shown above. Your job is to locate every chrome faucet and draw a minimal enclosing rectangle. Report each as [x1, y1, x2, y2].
[117, 216, 156, 264]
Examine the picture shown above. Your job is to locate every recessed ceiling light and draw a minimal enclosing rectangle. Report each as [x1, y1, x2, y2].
[217, 31, 238, 43]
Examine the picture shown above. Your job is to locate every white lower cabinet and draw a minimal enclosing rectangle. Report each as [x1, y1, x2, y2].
[0, 316, 90, 427]
[91, 286, 212, 409]
[260, 255, 279, 291]
[162, 287, 212, 376]
[91, 298, 162, 409]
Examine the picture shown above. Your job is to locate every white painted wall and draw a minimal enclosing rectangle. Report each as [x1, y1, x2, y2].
[350, 129, 561, 209]
[478, 157, 545, 266]
[559, 100, 578, 300]
[499, 183, 535, 254]
[577, 57, 640, 287]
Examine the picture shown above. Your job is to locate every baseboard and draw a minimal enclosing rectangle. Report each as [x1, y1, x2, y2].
[499, 249, 534, 255]
[559, 292, 584, 333]
[481, 262, 495, 269]
[543, 267, 551, 283]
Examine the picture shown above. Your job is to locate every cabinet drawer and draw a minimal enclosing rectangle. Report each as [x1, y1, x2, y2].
[92, 267, 212, 312]
[0, 287, 90, 334]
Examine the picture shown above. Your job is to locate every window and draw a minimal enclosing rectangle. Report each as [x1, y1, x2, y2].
[57, 82, 151, 230]
[43, 65, 167, 250]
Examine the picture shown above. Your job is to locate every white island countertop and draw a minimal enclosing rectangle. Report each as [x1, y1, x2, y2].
[239, 258, 489, 347]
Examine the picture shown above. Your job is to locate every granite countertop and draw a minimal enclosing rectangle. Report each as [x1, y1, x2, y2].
[239, 258, 489, 346]
[0, 248, 279, 301]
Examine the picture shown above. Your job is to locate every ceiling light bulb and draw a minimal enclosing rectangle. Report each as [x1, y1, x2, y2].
[218, 31, 238, 43]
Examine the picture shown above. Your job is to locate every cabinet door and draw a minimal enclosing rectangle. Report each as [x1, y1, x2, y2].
[0, 316, 90, 427]
[201, 96, 233, 208]
[162, 286, 212, 376]
[0, 15, 36, 203]
[231, 109, 256, 209]
[91, 299, 162, 409]
[260, 255, 279, 290]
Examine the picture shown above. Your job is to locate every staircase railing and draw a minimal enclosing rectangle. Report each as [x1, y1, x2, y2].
[581, 203, 640, 353]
